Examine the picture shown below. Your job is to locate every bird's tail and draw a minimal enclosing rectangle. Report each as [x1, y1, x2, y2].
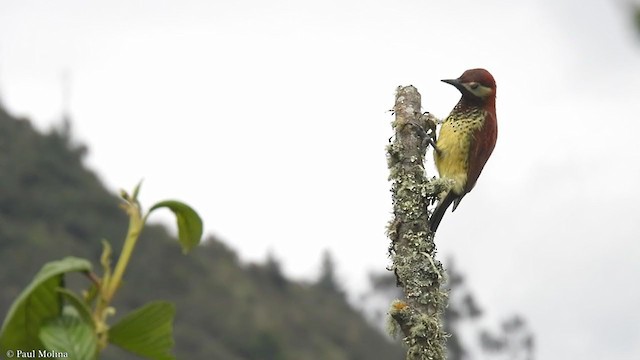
[429, 191, 457, 232]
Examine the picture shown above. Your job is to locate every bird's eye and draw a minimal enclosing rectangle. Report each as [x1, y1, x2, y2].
[470, 83, 479, 90]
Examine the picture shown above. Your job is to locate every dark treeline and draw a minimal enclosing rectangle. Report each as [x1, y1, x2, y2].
[0, 105, 404, 359]
[0, 104, 534, 359]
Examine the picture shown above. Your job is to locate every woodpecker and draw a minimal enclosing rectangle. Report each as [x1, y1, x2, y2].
[429, 68, 498, 232]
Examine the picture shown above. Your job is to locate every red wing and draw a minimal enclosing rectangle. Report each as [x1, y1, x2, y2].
[465, 111, 498, 193]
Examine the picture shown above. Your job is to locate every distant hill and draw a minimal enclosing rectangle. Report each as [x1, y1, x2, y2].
[0, 105, 404, 359]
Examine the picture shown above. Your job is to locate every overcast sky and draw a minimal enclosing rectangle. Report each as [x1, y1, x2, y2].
[2, 0, 640, 359]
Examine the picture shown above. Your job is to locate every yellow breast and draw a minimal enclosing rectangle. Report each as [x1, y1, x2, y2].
[434, 111, 485, 195]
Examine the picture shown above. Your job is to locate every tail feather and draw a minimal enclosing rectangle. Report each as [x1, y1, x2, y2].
[429, 191, 457, 232]
[451, 193, 466, 212]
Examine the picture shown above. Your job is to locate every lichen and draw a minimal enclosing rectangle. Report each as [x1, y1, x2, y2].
[386, 86, 447, 360]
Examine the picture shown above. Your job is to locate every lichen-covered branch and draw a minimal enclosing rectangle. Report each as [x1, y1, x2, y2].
[386, 86, 449, 360]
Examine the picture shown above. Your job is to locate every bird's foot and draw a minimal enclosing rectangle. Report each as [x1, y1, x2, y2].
[406, 116, 438, 151]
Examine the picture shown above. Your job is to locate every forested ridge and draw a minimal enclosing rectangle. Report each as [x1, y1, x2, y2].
[0, 105, 404, 359]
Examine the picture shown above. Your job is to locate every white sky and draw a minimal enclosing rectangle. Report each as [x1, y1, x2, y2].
[2, 0, 640, 359]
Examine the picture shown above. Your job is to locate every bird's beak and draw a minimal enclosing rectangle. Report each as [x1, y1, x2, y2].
[441, 78, 461, 87]
[441, 78, 466, 92]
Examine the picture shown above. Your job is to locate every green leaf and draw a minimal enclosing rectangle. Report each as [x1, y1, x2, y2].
[109, 301, 176, 360]
[39, 306, 97, 359]
[0, 257, 92, 354]
[131, 180, 143, 202]
[148, 200, 203, 254]
[56, 288, 94, 329]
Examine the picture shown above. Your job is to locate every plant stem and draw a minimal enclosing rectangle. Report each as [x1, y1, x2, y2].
[92, 199, 145, 350]
[105, 201, 144, 302]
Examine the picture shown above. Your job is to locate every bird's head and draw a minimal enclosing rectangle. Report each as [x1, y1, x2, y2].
[442, 68, 496, 104]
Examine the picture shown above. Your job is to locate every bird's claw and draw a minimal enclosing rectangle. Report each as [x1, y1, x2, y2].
[406, 115, 438, 152]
